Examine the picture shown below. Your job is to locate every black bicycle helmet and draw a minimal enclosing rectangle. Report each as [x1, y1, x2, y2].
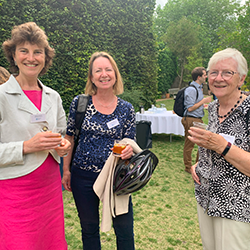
[113, 149, 158, 196]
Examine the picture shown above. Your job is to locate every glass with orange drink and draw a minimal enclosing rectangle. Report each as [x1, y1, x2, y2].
[113, 140, 127, 156]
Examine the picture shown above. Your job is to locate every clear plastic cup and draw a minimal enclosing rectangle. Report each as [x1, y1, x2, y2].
[192, 121, 208, 130]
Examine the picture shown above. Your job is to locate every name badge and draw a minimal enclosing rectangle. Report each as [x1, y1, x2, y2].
[107, 118, 119, 129]
[31, 114, 47, 123]
[219, 133, 235, 144]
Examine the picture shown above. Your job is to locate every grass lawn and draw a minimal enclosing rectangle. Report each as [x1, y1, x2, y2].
[63, 98, 208, 249]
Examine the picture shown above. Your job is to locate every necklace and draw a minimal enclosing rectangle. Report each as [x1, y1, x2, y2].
[95, 96, 116, 108]
[217, 91, 243, 119]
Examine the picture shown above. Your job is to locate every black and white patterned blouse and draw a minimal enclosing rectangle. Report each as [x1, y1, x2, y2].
[195, 96, 250, 223]
[66, 95, 136, 173]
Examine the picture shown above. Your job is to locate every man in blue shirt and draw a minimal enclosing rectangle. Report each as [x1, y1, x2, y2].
[181, 67, 211, 173]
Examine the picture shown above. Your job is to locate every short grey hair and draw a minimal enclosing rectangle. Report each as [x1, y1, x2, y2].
[207, 48, 248, 78]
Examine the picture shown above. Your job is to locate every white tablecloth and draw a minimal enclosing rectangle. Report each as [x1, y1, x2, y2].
[136, 111, 184, 136]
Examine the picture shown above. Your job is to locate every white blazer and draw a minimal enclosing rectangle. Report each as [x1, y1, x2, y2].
[0, 75, 66, 180]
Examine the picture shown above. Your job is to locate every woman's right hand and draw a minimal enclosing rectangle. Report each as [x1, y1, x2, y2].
[191, 162, 200, 185]
[23, 132, 63, 154]
[62, 170, 72, 191]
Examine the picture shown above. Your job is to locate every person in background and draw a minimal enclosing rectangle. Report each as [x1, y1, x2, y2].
[62, 51, 136, 250]
[0, 66, 10, 84]
[181, 67, 212, 174]
[189, 48, 250, 250]
[0, 22, 71, 249]
[207, 82, 217, 100]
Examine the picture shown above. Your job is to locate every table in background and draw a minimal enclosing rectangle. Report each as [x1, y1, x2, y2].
[136, 110, 184, 142]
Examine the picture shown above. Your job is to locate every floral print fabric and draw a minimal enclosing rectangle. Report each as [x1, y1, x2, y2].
[66, 96, 136, 173]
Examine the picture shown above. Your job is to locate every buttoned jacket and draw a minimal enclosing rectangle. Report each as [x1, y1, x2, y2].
[0, 75, 66, 180]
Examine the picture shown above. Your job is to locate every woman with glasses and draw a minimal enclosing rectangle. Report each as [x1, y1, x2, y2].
[188, 48, 250, 250]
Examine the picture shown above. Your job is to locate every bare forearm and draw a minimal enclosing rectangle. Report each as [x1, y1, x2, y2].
[188, 127, 250, 177]
[223, 145, 250, 177]
[188, 96, 211, 112]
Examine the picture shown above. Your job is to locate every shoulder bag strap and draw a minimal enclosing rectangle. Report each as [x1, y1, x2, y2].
[70, 94, 90, 170]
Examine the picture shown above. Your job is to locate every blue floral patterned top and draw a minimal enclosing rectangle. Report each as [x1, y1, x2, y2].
[195, 96, 250, 223]
[66, 95, 136, 173]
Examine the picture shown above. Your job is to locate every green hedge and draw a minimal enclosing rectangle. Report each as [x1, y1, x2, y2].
[0, 0, 158, 111]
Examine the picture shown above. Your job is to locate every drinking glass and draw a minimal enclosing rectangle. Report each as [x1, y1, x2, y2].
[113, 140, 127, 156]
[192, 121, 208, 130]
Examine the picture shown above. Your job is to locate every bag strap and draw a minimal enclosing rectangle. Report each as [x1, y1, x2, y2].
[184, 85, 199, 117]
[189, 85, 198, 100]
[70, 94, 90, 169]
[75, 94, 90, 139]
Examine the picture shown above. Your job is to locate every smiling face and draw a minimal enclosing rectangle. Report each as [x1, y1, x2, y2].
[208, 58, 245, 100]
[13, 42, 45, 79]
[91, 56, 116, 92]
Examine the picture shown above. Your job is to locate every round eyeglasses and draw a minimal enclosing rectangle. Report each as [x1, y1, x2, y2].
[207, 70, 238, 80]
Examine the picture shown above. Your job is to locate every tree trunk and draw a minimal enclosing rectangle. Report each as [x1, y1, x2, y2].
[178, 64, 184, 89]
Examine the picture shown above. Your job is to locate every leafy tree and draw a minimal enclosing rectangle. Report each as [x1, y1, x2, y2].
[162, 17, 201, 88]
[217, 1, 250, 87]
[184, 47, 203, 83]
[157, 42, 177, 94]
[154, 0, 240, 66]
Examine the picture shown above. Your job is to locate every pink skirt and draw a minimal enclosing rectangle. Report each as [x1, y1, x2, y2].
[0, 154, 67, 250]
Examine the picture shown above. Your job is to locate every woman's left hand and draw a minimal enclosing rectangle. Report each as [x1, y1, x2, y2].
[188, 127, 227, 153]
[55, 138, 71, 157]
[120, 144, 134, 160]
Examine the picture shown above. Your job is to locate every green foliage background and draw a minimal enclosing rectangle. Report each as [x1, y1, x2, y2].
[1, 0, 250, 104]
[157, 42, 177, 95]
[153, 0, 248, 89]
[0, 0, 158, 111]
[154, 0, 239, 66]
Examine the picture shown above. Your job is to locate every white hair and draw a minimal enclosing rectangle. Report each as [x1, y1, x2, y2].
[207, 48, 248, 77]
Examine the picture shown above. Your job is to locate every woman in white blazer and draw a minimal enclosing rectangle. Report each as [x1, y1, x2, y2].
[0, 22, 71, 250]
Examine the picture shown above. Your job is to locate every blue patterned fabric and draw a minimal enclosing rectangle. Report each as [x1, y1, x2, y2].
[195, 96, 250, 223]
[66, 95, 136, 173]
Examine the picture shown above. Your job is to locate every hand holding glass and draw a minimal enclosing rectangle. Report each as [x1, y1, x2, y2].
[113, 140, 127, 156]
[41, 126, 63, 146]
[41, 126, 62, 138]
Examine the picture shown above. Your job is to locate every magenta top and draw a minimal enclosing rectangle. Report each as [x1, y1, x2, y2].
[23, 90, 42, 110]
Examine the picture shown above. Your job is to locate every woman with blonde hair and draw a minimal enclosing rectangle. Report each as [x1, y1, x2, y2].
[0, 66, 10, 84]
[63, 51, 136, 250]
